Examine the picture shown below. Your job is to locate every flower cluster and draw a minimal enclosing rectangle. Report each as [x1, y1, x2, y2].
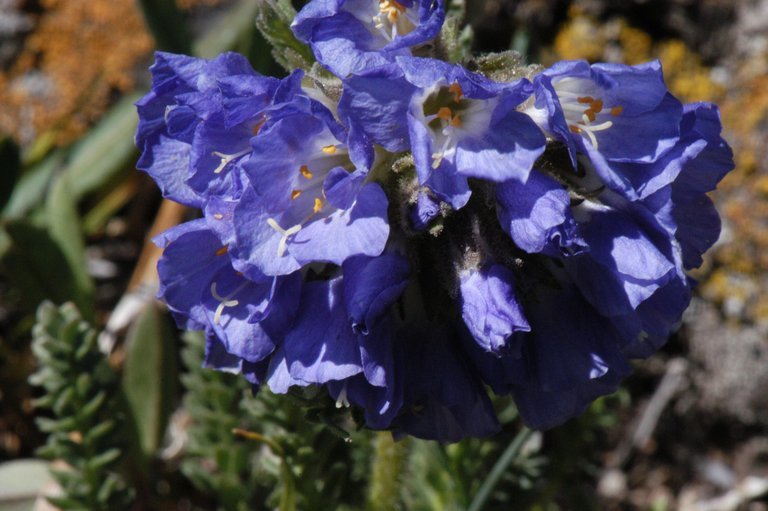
[136, 0, 733, 441]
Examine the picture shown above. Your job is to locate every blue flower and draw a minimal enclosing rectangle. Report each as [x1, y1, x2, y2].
[340, 57, 547, 208]
[137, 43, 734, 442]
[525, 60, 684, 200]
[265, 252, 410, 429]
[292, 0, 445, 77]
[154, 219, 302, 377]
[230, 104, 391, 277]
[135, 52, 282, 207]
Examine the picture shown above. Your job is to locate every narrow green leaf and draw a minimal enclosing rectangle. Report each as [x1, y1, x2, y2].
[467, 428, 534, 511]
[136, 0, 192, 54]
[0, 138, 21, 211]
[193, 0, 261, 58]
[0, 221, 88, 312]
[45, 495, 90, 511]
[83, 420, 116, 445]
[1, 149, 61, 219]
[45, 175, 95, 318]
[86, 448, 121, 472]
[53, 387, 76, 416]
[64, 93, 141, 200]
[121, 302, 179, 460]
[78, 391, 107, 421]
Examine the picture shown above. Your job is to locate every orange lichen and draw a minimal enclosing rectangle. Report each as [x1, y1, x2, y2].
[0, 0, 153, 146]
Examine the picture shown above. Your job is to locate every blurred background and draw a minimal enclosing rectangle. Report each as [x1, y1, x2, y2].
[1, 0, 767, 509]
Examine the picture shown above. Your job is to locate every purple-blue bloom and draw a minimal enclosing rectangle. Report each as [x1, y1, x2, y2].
[136, 8, 733, 442]
[340, 56, 547, 208]
[292, 0, 445, 77]
[526, 59, 684, 200]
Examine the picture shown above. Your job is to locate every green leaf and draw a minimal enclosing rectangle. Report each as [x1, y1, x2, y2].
[45, 175, 95, 318]
[1, 149, 61, 220]
[136, 0, 192, 54]
[83, 420, 116, 445]
[121, 302, 179, 460]
[0, 138, 21, 212]
[193, 0, 261, 59]
[86, 448, 121, 472]
[0, 221, 90, 313]
[63, 93, 141, 201]
[254, 0, 314, 71]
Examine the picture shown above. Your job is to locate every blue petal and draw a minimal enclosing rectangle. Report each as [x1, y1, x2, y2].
[338, 64, 414, 152]
[496, 170, 583, 256]
[289, 183, 390, 266]
[283, 279, 363, 385]
[459, 264, 530, 354]
[342, 252, 410, 334]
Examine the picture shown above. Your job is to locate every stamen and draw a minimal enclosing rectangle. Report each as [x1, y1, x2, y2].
[586, 120, 614, 131]
[215, 246, 228, 257]
[591, 99, 603, 113]
[449, 82, 463, 103]
[210, 281, 247, 325]
[437, 107, 453, 121]
[213, 213, 224, 220]
[582, 128, 598, 149]
[291, 190, 302, 200]
[267, 218, 302, 257]
[313, 198, 323, 214]
[372, 0, 408, 41]
[611, 106, 623, 116]
[335, 384, 350, 408]
[431, 131, 455, 169]
[322, 144, 337, 154]
[300, 165, 313, 180]
[577, 96, 594, 104]
[450, 115, 462, 128]
[212, 149, 250, 174]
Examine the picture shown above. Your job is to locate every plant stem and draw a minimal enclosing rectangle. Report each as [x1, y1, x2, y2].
[367, 432, 408, 511]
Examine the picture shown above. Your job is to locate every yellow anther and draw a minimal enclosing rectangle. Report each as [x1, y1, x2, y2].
[322, 144, 337, 154]
[584, 109, 597, 122]
[215, 246, 228, 257]
[449, 82, 463, 103]
[569, 125, 583, 134]
[591, 99, 603, 113]
[611, 105, 623, 116]
[437, 107, 453, 121]
[300, 165, 313, 180]
[577, 96, 594, 104]
[213, 213, 224, 220]
[313, 198, 323, 214]
[450, 115, 463, 128]
[380, 0, 406, 22]
[291, 189, 302, 200]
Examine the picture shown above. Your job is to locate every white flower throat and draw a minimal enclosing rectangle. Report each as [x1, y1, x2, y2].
[554, 77, 623, 150]
[422, 82, 494, 169]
